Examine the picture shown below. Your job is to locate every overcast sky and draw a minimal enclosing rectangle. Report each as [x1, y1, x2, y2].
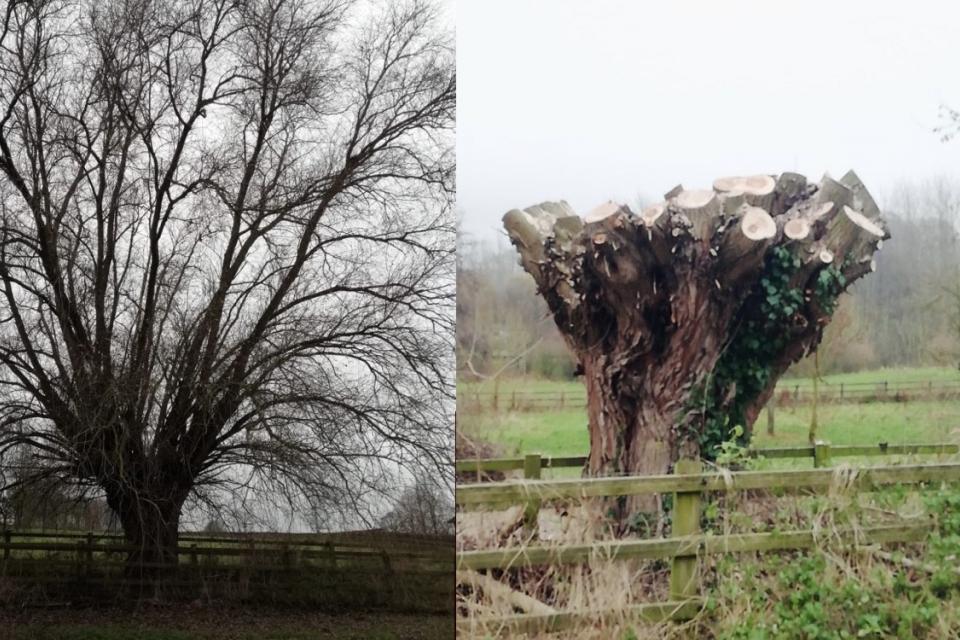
[456, 0, 960, 239]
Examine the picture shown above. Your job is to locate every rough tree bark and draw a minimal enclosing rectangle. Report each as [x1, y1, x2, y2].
[503, 171, 887, 522]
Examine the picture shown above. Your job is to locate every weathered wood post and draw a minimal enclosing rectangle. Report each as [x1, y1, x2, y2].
[325, 541, 337, 569]
[85, 532, 94, 577]
[766, 396, 775, 436]
[840, 383, 844, 399]
[522, 454, 542, 534]
[814, 440, 831, 468]
[381, 549, 394, 605]
[2, 530, 10, 576]
[670, 458, 702, 602]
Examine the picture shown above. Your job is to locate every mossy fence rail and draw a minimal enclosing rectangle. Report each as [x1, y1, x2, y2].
[0, 530, 453, 612]
[455, 453, 960, 635]
[461, 379, 960, 412]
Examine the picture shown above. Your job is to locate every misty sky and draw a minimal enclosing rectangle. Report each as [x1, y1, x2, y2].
[457, 0, 960, 239]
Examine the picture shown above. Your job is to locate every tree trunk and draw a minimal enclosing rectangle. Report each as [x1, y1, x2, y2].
[504, 172, 887, 527]
[108, 488, 185, 592]
[582, 353, 702, 519]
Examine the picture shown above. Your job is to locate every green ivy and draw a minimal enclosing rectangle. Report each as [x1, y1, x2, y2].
[814, 263, 847, 316]
[686, 246, 846, 459]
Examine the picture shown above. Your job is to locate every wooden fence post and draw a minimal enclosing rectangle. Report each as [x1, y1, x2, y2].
[840, 383, 844, 399]
[670, 459, 702, 602]
[814, 440, 831, 468]
[2, 530, 9, 574]
[326, 541, 337, 569]
[766, 396, 775, 436]
[85, 532, 94, 577]
[522, 454, 542, 534]
[381, 549, 394, 604]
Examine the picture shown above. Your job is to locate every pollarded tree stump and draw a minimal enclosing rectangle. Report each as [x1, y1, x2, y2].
[503, 171, 887, 523]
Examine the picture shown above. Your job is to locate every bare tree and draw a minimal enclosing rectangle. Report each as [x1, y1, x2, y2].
[0, 0, 454, 571]
[378, 474, 452, 536]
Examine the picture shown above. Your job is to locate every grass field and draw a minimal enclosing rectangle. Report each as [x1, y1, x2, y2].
[458, 366, 960, 397]
[459, 369, 960, 472]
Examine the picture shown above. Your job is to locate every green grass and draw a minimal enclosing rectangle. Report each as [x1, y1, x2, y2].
[460, 399, 960, 473]
[751, 401, 960, 447]
[463, 409, 589, 457]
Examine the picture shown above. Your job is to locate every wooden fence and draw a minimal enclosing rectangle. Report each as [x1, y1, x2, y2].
[0, 529, 451, 558]
[455, 459, 960, 635]
[456, 441, 960, 479]
[460, 379, 960, 412]
[0, 530, 454, 612]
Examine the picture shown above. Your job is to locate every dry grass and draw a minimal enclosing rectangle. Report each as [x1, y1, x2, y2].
[456, 464, 958, 638]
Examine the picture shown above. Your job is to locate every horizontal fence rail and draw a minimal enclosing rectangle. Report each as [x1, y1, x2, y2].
[0, 529, 451, 548]
[457, 522, 928, 570]
[460, 379, 960, 411]
[455, 442, 960, 478]
[457, 600, 704, 636]
[456, 461, 960, 507]
[0, 531, 451, 564]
